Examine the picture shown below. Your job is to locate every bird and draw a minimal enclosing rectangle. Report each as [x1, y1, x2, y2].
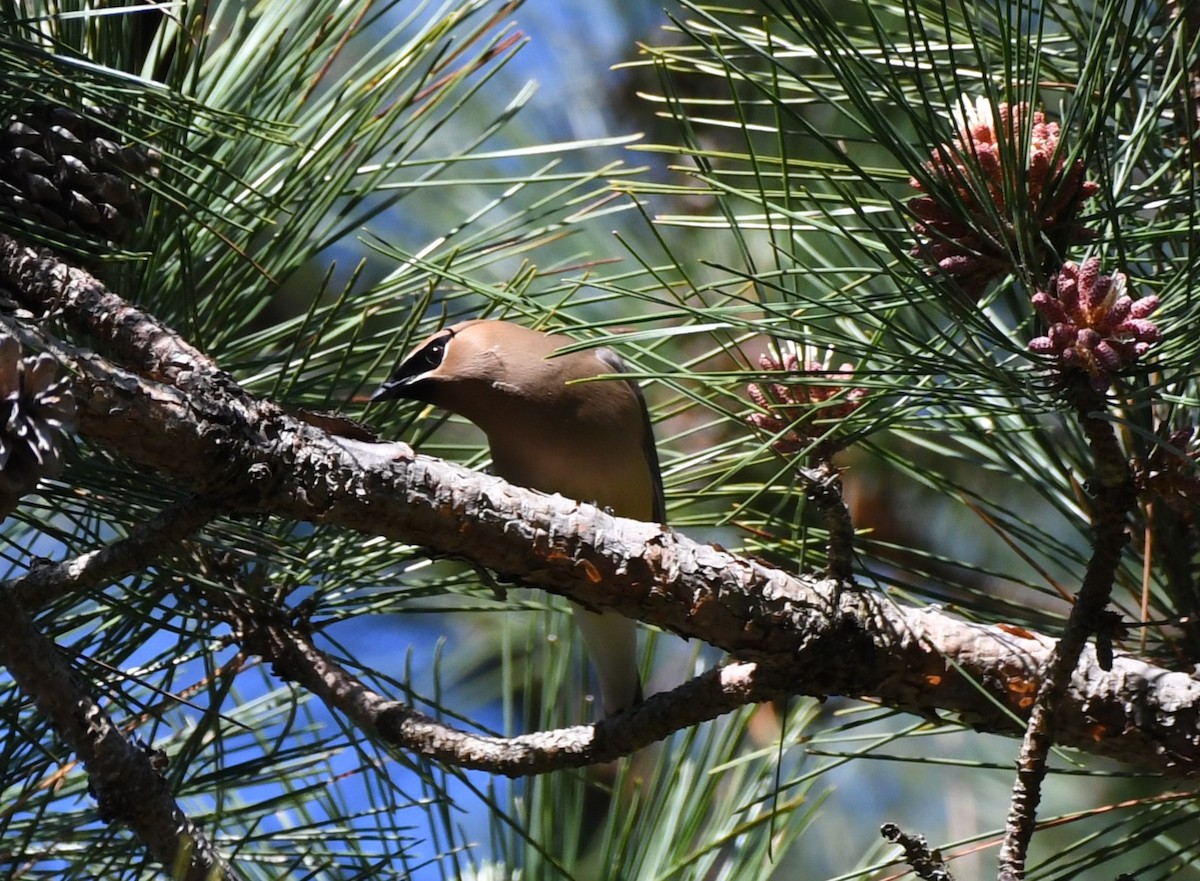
[370, 318, 664, 716]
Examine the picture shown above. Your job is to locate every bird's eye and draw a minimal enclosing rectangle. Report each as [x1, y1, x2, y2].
[418, 339, 446, 371]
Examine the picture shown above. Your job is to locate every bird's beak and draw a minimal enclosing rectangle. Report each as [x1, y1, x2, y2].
[368, 377, 408, 403]
[369, 328, 451, 405]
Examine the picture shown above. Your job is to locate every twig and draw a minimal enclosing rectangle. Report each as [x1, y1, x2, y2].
[797, 458, 856, 582]
[996, 378, 1136, 881]
[219, 583, 791, 775]
[881, 823, 955, 881]
[8, 497, 219, 609]
[1168, 1, 1200, 164]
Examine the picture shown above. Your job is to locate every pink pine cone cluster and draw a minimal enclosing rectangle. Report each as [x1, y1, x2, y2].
[910, 97, 1099, 297]
[746, 351, 866, 456]
[1028, 257, 1160, 390]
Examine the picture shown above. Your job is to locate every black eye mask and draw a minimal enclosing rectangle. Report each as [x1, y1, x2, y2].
[369, 328, 456, 402]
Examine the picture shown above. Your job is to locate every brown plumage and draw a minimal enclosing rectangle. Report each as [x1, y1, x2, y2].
[372, 319, 663, 715]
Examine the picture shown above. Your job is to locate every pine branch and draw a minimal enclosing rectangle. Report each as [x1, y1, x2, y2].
[228, 585, 792, 776]
[4, 241, 1200, 780]
[881, 823, 955, 881]
[0, 578, 238, 881]
[11, 498, 219, 608]
[997, 378, 1137, 881]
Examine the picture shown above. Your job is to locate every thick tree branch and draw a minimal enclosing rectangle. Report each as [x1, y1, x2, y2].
[4, 239, 1200, 782]
[0, 234, 225, 388]
[2, 315, 1195, 772]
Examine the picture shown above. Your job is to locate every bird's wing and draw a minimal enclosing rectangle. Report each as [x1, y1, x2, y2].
[595, 347, 666, 524]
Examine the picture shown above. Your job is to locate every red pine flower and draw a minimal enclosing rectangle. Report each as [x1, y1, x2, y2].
[1028, 257, 1160, 390]
[910, 96, 1099, 298]
[746, 347, 865, 457]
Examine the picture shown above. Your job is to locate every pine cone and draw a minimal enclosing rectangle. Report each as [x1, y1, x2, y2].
[0, 335, 76, 514]
[0, 104, 158, 247]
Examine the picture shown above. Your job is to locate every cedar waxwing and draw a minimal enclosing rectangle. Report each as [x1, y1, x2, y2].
[371, 319, 664, 716]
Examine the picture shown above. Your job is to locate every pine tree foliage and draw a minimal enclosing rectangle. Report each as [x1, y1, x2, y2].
[0, 1, 813, 878]
[616, 1, 1200, 878]
[1, 0, 1199, 880]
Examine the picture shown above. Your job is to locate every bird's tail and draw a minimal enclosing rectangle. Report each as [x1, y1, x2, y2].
[571, 605, 642, 716]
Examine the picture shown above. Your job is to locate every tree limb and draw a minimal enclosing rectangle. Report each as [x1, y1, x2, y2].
[0, 581, 239, 881]
[1, 313, 1193, 773]
[998, 380, 1138, 881]
[10, 497, 220, 608]
[223, 578, 792, 776]
[4, 238, 1200, 783]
